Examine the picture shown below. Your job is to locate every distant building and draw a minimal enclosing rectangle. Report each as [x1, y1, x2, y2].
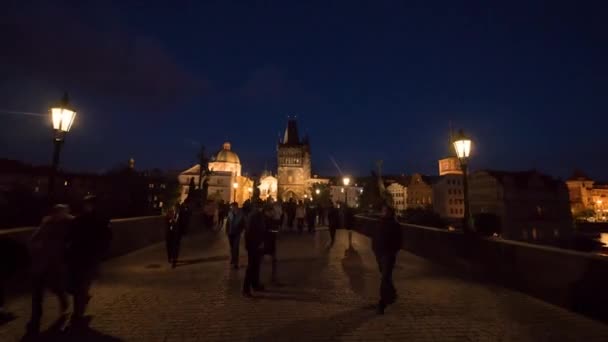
[432, 174, 465, 220]
[469, 170, 572, 240]
[407, 173, 434, 209]
[329, 184, 363, 208]
[178, 142, 253, 205]
[565, 170, 608, 218]
[386, 182, 407, 212]
[438, 157, 463, 176]
[258, 171, 278, 201]
[277, 118, 312, 201]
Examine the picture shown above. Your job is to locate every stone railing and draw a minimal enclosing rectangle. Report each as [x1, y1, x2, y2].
[354, 215, 608, 323]
[0, 216, 167, 260]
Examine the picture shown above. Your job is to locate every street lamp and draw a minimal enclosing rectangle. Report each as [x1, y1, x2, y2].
[597, 200, 604, 221]
[453, 129, 472, 232]
[48, 92, 76, 202]
[233, 182, 238, 202]
[315, 188, 320, 195]
[342, 177, 351, 207]
[248, 187, 253, 199]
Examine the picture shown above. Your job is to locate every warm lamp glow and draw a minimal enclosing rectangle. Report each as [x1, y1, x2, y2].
[315, 189, 320, 195]
[248, 187, 253, 193]
[51, 107, 76, 132]
[342, 177, 351, 186]
[453, 129, 472, 160]
[233, 182, 238, 189]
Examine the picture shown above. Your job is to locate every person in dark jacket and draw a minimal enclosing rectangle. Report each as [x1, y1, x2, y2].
[178, 201, 192, 235]
[262, 205, 278, 283]
[66, 195, 112, 326]
[218, 200, 229, 231]
[327, 204, 340, 247]
[0, 237, 29, 325]
[165, 204, 181, 268]
[286, 198, 296, 231]
[372, 204, 402, 315]
[26, 205, 72, 334]
[226, 202, 244, 269]
[242, 201, 266, 297]
[306, 203, 316, 234]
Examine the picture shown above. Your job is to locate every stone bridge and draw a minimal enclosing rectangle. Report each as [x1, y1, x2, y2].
[1, 217, 608, 341]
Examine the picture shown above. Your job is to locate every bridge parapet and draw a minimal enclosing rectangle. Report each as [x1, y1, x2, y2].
[354, 215, 608, 322]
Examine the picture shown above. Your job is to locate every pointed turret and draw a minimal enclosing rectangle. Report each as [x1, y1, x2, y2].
[283, 117, 300, 145]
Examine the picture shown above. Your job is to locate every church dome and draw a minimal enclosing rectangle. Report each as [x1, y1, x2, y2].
[214, 142, 240, 164]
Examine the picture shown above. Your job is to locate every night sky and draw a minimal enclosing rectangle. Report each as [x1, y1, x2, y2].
[1, 0, 607, 179]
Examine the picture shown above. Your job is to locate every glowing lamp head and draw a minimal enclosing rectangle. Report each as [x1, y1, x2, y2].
[342, 177, 351, 186]
[51, 92, 76, 134]
[315, 189, 320, 195]
[233, 182, 239, 189]
[453, 129, 472, 160]
[248, 187, 253, 193]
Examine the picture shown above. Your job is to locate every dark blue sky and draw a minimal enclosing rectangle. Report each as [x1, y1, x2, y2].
[1, 0, 607, 179]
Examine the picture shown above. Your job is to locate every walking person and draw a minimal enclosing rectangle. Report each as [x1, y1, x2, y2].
[327, 204, 340, 247]
[165, 204, 181, 268]
[218, 200, 229, 231]
[286, 199, 296, 231]
[178, 201, 192, 235]
[226, 202, 244, 269]
[272, 199, 283, 233]
[66, 195, 112, 327]
[306, 202, 316, 234]
[372, 204, 402, 315]
[203, 200, 216, 231]
[263, 205, 279, 284]
[0, 237, 29, 325]
[26, 205, 72, 335]
[295, 201, 306, 234]
[242, 201, 266, 297]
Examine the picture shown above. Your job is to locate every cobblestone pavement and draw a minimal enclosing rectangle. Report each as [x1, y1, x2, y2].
[2, 229, 608, 341]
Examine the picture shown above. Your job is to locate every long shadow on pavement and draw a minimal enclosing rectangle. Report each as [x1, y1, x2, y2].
[175, 255, 229, 267]
[19, 317, 122, 342]
[248, 306, 376, 342]
[341, 245, 367, 297]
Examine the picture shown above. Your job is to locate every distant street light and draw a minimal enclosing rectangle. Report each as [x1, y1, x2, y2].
[453, 129, 472, 233]
[315, 188, 321, 195]
[233, 182, 239, 202]
[48, 92, 76, 202]
[342, 177, 351, 207]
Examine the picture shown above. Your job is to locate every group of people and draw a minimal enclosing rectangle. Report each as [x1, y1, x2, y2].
[23, 195, 111, 334]
[225, 200, 279, 296]
[219, 195, 399, 316]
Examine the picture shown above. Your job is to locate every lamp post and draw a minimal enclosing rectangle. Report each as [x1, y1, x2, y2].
[48, 92, 76, 203]
[233, 182, 238, 203]
[342, 177, 351, 207]
[315, 188, 320, 196]
[453, 129, 472, 233]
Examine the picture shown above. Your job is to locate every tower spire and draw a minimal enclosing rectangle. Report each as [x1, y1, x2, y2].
[283, 117, 300, 145]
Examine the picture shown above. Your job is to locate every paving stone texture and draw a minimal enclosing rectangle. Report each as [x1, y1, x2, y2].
[2, 229, 608, 341]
